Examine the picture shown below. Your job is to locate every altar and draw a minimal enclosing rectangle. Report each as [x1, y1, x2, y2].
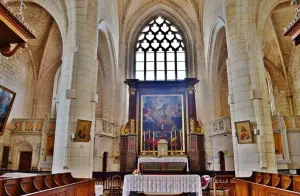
[120, 79, 205, 172]
[122, 175, 202, 196]
[138, 157, 189, 172]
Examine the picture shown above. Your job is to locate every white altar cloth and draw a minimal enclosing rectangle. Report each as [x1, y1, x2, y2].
[122, 175, 202, 196]
[138, 157, 189, 172]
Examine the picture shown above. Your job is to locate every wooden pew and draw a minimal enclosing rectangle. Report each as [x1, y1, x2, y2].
[293, 176, 300, 192]
[254, 172, 263, 184]
[263, 173, 271, 186]
[25, 179, 95, 196]
[4, 178, 22, 196]
[44, 175, 55, 189]
[235, 178, 300, 196]
[271, 173, 281, 188]
[20, 177, 36, 194]
[53, 174, 63, 186]
[33, 176, 45, 191]
[0, 173, 95, 196]
[281, 174, 293, 190]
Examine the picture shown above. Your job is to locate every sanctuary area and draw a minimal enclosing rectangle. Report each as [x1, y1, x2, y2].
[1, 0, 300, 195]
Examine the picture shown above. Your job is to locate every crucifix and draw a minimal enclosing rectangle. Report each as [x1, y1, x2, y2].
[17, 0, 26, 21]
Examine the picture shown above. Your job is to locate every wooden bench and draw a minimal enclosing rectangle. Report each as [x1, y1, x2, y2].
[235, 172, 300, 196]
[0, 173, 95, 196]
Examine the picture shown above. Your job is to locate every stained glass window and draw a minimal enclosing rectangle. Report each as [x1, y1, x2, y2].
[135, 16, 187, 81]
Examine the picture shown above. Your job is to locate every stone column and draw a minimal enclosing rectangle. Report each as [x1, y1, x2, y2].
[52, 0, 99, 178]
[224, 0, 277, 176]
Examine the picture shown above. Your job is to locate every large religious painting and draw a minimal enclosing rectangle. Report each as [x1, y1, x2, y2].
[0, 85, 16, 136]
[140, 94, 185, 153]
[235, 120, 253, 144]
[74, 119, 91, 142]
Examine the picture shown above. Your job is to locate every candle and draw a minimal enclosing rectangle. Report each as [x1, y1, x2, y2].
[148, 130, 150, 140]
[144, 131, 145, 142]
[153, 131, 155, 143]
[171, 130, 172, 144]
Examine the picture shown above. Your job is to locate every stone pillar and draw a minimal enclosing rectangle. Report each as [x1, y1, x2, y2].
[186, 78, 205, 172]
[52, 0, 98, 178]
[120, 79, 139, 172]
[224, 0, 277, 176]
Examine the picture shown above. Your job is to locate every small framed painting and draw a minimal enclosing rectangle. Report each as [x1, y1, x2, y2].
[235, 120, 253, 144]
[0, 85, 16, 136]
[74, 119, 91, 142]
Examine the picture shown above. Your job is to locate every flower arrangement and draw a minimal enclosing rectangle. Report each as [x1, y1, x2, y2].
[132, 169, 141, 175]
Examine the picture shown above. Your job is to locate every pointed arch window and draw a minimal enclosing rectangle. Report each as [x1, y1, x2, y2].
[135, 16, 187, 81]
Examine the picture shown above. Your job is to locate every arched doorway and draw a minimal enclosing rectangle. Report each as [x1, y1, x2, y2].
[102, 152, 108, 172]
[219, 151, 225, 171]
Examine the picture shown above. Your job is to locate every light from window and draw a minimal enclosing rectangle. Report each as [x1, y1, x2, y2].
[135, 16, 186, 81]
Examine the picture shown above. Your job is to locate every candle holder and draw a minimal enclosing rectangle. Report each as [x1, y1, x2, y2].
[170, 143, 174, 155]
[147, 141, 150, 153]
[180, 142, 184, 156]
[142, 142, 146, 155]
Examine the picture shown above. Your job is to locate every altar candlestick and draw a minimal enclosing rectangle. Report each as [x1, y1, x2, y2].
[144, 131, 145, 142]
[153, 132, 155, 143]
[148, 130, 150, 140]
[171, 130, 173, 145]
[180, 132, 181, 143]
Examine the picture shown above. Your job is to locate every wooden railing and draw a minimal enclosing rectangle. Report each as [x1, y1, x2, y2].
[234, 172, 300, 196]
[92, 171, 235, 196]
[213, 175, 235, 196]
[0, 172, 95, 196]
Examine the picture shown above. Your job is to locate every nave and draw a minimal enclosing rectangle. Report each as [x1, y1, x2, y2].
[1, 0, 300, 195]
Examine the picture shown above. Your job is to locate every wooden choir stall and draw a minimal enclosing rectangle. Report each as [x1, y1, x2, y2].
[120, 78, 205, 173]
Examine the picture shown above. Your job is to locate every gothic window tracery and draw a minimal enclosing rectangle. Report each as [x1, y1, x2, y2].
[135, 16, 187, 81]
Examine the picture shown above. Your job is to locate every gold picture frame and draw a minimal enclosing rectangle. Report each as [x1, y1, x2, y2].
[140, 94, 185, 153]
[74, 119, 91, 142]
[235, 120, 253, 144]
[0, 85, 16, 136]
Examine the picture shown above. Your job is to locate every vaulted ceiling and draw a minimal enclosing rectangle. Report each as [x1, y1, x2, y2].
[262, 2, 296, 89]
[6, 1, 63, 81]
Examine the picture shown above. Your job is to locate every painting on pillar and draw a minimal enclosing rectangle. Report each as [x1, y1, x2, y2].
[74, 120, 91, 142]
[235, 120, 253, 144]
[0, 85, 16, 136]
[140, 94, 185, 153]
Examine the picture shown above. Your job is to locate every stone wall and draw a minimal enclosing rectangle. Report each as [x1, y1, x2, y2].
[0, 51, 35, 125]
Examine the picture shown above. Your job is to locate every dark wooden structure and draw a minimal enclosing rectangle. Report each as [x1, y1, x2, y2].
[0, 172, 95, 196]
[0, 1, 36, 57]
[283, 3, 300, 45]
[234, 172, 300, 196]
[121, 79, 205, 172]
